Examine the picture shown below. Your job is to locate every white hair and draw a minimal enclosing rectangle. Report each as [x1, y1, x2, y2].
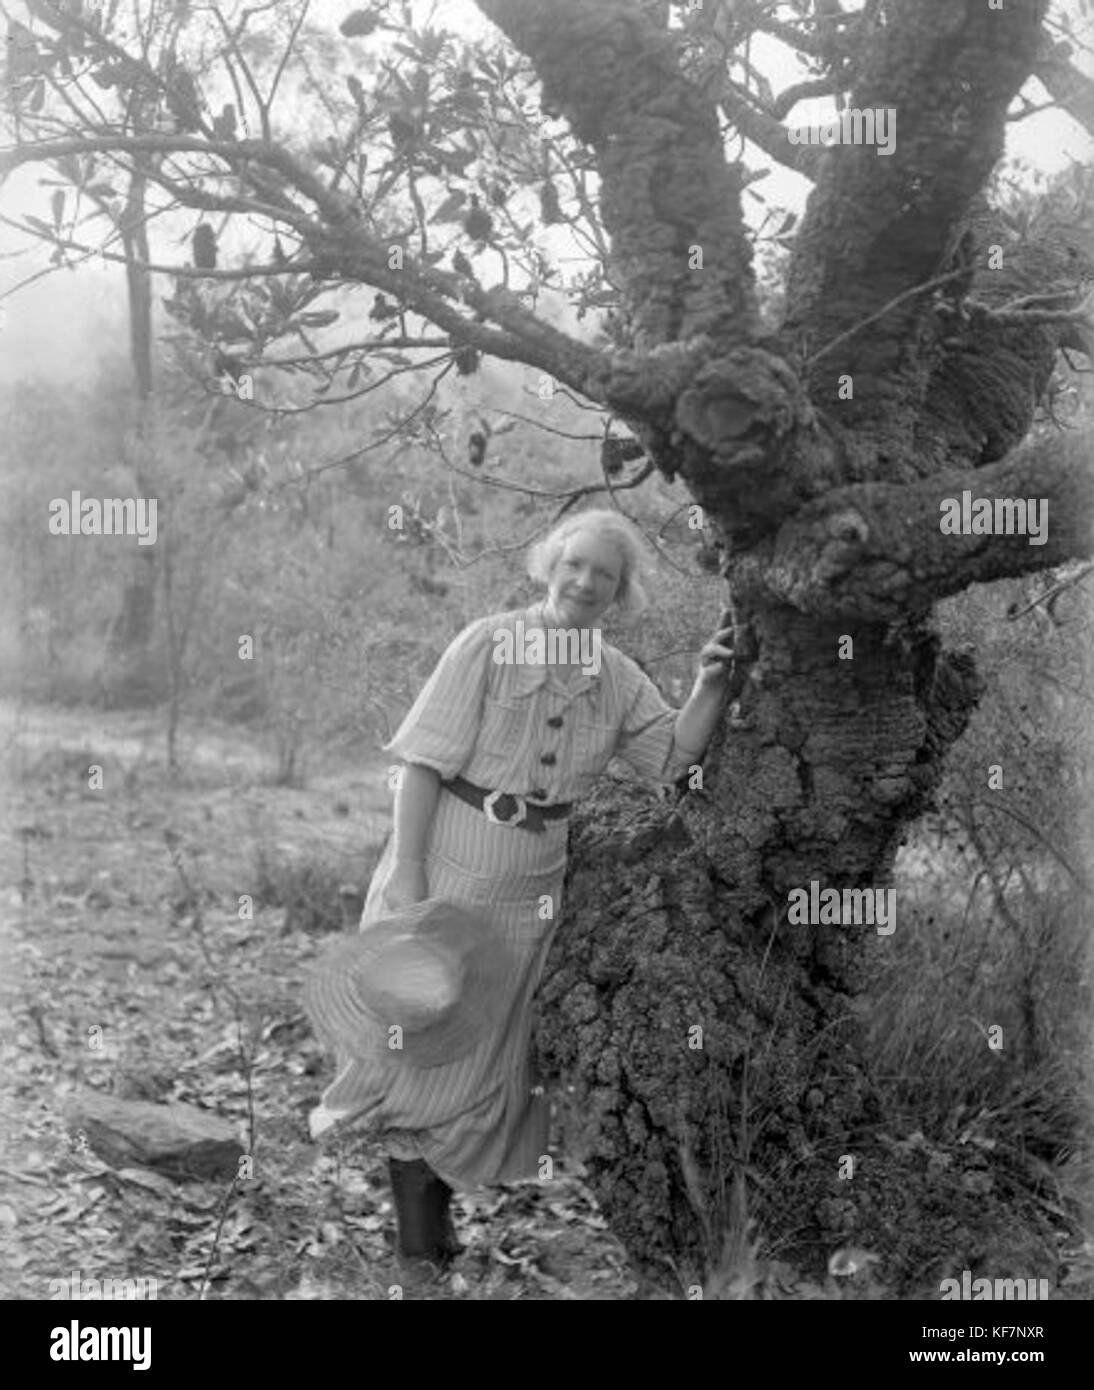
[526, 508, 651, 616]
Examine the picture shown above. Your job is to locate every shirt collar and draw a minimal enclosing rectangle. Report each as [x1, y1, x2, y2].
[506, 601, 603, 696]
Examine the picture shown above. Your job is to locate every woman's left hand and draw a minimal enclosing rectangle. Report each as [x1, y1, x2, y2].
[694, 617, 735, 690]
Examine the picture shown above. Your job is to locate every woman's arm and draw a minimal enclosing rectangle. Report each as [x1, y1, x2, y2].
[384, 762, 442, 910]
[670, 622, 734, 765]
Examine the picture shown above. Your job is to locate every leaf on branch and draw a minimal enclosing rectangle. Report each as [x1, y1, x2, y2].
[54, 154, 83, 185]
[774, 211, 798, 240]
[540, 180, 563, 225]
[215, 311, 253, 343]
[269, 279, 297, 316]
[214, 350, 246, 384]
[298, 310, 340, 328]
[340, 9, 381, 38]
[50, 189, 65, 228]
[430, 189, 466, 224]
[7, 20, 41, 85]
[22, 214, 56, 238]
[441, 147, 476, 176]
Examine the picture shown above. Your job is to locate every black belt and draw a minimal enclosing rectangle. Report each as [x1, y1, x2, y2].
[443, 776, 572, 832]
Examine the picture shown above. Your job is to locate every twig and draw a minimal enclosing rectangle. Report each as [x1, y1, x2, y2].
[1005, 562, 1093, 620]
[294, 361, 456, 481]
[481, 406, 603, 442]
[806, 268, 967, 366]
[265, 1, 311, 132]
[199, 1175, 239, 1301]
[973, 799, 1092, 895]
[553, 463, 655, 520]
[0, 1166, 50, 1187]
[27, 1003, 60, 1058]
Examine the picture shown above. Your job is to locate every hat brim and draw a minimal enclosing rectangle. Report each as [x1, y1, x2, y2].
[303, 897, 512, 1069]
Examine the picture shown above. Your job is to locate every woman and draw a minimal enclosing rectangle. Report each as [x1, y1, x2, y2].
[311, 508, 732, 1267]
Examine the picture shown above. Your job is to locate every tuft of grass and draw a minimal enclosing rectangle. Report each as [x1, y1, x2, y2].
[252, 848, 364, 935]
[861, 852, 1091, 1153]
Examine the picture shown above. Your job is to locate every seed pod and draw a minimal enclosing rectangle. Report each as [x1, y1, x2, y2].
[192, 223, 217, 270]
[212, 103, 237, 139]
[166, 65, 203, 133]
[540, 180, 562, 225]
[468, 430, 487, 466]
[463, 195, 493, 245]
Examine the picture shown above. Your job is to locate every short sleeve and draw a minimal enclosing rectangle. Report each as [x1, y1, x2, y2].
[614, 670, 679, 784]
[382, 619, 491, 779]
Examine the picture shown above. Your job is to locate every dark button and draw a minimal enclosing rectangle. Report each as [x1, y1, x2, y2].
[539, 752, 557, 766]
[529, 788, 548, 800]
[547, 715, 563, 728]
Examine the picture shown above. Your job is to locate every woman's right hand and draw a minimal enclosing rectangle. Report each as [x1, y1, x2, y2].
[383, 858, 429, 912]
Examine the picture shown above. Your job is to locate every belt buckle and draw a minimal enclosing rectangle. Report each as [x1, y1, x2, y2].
[482, 789, 528, 827]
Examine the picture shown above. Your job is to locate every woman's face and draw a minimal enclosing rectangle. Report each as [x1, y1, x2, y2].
[546, 529, 624, 626]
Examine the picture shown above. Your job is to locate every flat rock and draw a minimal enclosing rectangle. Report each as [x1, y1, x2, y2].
[66, 1089, 243, 1182]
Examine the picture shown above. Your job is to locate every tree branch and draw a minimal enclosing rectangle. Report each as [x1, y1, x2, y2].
[783, 0, 1049, 445]
[716, 81, 821, 179]
[0, 130, 633, 410]
[1033, 31, 1094, 135]
[772, 78, 845, 123]
[474, 0, 759, 347]
[733, 428, 1094, 620]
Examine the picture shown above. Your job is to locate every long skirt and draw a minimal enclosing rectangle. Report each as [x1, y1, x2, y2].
[313, 788, 568, 1191]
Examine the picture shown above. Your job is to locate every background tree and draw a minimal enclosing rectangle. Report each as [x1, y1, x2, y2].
[2, 0, 1092, 1291]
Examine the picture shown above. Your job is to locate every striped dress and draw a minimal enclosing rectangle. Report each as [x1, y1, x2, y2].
[313, 600, 688, 1191]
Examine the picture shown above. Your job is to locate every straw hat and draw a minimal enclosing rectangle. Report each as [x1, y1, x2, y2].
[303, 898, 508, 1069]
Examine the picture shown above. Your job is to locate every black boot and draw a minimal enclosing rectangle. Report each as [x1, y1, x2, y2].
[388, 1158, 448, 1263]
[429, 1174, 462, 1258]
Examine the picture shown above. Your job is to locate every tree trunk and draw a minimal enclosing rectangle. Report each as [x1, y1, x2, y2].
[106, 159, 159, 696]
[473, 0, 1073, 1293]
[537, 606, 1066, 1292]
